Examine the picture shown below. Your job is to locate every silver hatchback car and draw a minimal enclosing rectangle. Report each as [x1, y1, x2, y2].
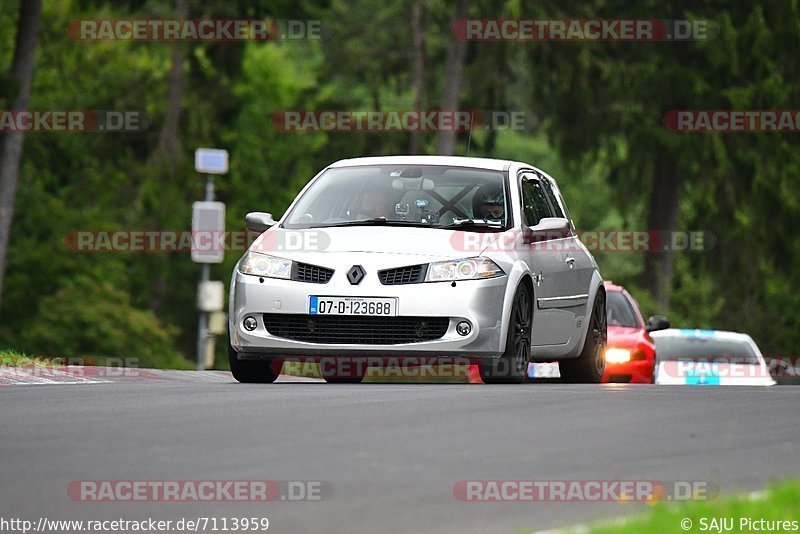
[229, 156, 606, 384]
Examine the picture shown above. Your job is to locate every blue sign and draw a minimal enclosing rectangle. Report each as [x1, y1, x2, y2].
[195, 148, 229, 174]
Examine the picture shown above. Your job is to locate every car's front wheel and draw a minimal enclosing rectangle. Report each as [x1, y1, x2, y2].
[480, 284, 532, 384]
[559, 290, 606, 383]
[228, 344, 281, 383]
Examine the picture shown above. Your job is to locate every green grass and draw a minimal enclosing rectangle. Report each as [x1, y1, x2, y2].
[0, 348, 161, 370]
[580, 479, 800, 534]
[0, 348, 60, 367]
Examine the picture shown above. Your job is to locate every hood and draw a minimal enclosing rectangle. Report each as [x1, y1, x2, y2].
[607, 326, 646, 348]
[251, 226, 490, 261]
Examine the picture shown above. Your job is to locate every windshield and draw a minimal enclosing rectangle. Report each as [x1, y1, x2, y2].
[606, 291, 640, 328]
[654, 336, 760, 365]
[283, 165, 510, 229]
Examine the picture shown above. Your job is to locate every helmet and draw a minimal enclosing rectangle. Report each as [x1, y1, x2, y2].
[472, 184, 505, 218]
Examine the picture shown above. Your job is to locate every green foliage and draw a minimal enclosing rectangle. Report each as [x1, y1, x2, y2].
[14, 276, 188, 369]
[226, 40, 327, 218]
[586, 479, 800, 534]
[0, 0, 798, 365]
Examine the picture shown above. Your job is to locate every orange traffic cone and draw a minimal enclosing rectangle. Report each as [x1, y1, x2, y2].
[468, 364, 483, 384]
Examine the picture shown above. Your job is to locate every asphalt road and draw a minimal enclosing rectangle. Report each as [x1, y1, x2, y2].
[1, 375, 799, 534]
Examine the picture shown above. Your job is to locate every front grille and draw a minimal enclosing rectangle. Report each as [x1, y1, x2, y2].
[292, 262, 334, 284]
[378, 264, 427, 285]
[263, 314, 449, 344]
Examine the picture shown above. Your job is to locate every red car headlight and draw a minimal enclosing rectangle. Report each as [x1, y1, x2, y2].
[605, 348, 646, 363]
[605, 348, 631, 363]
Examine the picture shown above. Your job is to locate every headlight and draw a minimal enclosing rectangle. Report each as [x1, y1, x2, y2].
[605, 347, 631, 363]
[425, 257, 504, 282]
[238, 252, 292, 279]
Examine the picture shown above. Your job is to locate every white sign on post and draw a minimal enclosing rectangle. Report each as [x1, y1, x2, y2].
[197, 281, 225, 312]
[195, 148, 229, 174]
[192, 201, 225, 263]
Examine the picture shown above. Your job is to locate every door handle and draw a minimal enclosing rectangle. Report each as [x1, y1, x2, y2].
[565, 257, 575, 269]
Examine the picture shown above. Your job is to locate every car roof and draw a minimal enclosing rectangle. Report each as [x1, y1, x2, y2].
[650, 328, 755, 343]
[328, 155, 518, 172]
[602, 280, 645, 328]
[603, 280, 625, 292]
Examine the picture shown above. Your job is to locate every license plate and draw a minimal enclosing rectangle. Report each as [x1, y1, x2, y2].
[309, 296, 398, 316]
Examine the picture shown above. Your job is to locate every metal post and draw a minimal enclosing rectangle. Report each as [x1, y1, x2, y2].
[196, 175, 215, 370]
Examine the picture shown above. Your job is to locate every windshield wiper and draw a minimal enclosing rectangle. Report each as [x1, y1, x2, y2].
[440, 219, 504, 231]
[317, 217, 432, 228]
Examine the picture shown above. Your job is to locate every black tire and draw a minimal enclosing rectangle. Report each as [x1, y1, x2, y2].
[559, 290, 607, 383]
[480, 284, 532, 384]
[320, 358, 367, 384]
[228, 344, 281, 383]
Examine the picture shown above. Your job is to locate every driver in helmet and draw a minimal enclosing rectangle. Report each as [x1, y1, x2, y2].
[472, 184, 506, 221]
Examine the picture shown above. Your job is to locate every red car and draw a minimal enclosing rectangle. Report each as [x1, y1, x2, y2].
[601, 281, 669, 383]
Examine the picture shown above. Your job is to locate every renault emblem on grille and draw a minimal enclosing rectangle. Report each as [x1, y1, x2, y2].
[347, 265, 366, 285]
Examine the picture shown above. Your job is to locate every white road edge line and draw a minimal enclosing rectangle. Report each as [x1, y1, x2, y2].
[1, 380, 113, 386]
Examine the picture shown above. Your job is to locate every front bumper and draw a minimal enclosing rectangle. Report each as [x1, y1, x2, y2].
[602, 360, 654, 384]
[229, 267, 511, 360]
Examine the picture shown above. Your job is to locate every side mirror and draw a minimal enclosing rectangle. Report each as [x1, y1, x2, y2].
[534, 217, 570, 232]
[525, 217, 570, 242]
[245, 212, 276, 232]
[646, 315, 670, 333]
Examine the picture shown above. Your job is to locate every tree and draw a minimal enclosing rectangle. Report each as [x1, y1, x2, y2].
[150, 0, 189, 170]
[409, 0, 427, 153]
[0, 0, 41, 304]
[435, 0, 469, 155]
